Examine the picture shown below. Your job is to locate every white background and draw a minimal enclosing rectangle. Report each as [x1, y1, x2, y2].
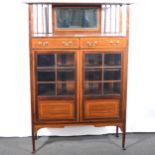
[0, 0, 155, 137]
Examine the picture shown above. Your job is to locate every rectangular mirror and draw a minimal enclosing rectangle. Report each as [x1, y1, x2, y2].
[53, 6, 101, 33]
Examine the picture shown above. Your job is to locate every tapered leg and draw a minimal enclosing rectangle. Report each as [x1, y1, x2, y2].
[122, 126, 126, 150]
[32, 132, 36, 153]
[116, 126, 119, 137]
[35, 133, 37, 140]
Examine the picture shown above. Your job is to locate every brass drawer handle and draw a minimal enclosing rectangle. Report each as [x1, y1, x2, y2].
[38, 41, 48, 46]
[42, 41, 48, 46]
[116, 40, 120, 44]
[62, 41, 73, 46]
[109, 40, 114, 44]
[38, 41, 43, 46]
[109, 40, 120, 46]
[86, 41, 97, 46]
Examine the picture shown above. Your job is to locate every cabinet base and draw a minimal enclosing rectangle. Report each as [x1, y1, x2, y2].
[31, 123, 126, 153]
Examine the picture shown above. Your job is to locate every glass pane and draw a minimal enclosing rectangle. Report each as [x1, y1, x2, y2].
[38, 84, 55, 96]
[57, 82, 75, 95]
[85, 54, 102, 66]
[37, 71, 55, 81]
[85, 82, 102, 95]
[37, 54, 55, 67]
[56, 8, 98, 29]
[57, 53, 74, 66]
[85, 69, 102, 81]
[104, 54, 121, 66]
[104, 69, 121, 80]
[104, 83, 120, 94]
[57, 69, 75, 81]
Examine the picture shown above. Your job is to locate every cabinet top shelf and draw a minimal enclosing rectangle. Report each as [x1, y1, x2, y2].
[24, 0, 134, 5]
[28, 1, 131, 37]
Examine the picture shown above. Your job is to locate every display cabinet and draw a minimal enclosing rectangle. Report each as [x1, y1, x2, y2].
[26, 1, 131, 153]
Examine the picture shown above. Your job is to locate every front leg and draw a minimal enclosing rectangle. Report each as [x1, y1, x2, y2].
[116, 126, 119, 137]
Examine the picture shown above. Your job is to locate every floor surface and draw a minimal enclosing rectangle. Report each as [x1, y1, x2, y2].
[0, 133, 155, 155]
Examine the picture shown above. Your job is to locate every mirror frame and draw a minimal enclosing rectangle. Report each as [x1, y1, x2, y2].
[53, 5, 101, 34]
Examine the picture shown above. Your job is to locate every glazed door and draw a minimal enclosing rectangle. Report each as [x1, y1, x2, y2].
[82, 51, 123, 120]
[35, 51, 77, 121]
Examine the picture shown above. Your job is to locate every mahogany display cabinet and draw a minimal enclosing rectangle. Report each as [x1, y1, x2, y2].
[26, 1, 132, 153]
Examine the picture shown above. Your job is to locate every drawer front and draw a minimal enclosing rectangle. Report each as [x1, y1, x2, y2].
[32, 38, 79, 49]
[80, 38, 127, 49]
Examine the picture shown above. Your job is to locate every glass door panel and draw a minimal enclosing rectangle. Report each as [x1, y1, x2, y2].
[84, 53, 122, 96]
[36, 53, 76, 97]
[104, 69, 121, 81]
[84, 53, 103, 96]
[37, 71, 55, 81]
[104, 82, 120, 94]
[85, 69, 102, 81]
[57, 82, 75, 96]
[38, 84, 55, 96]
[85, 54, 102, 66]
[104, 54, 121, 66]
[103, 53, 121, 95]
[84, 82, 102, 95]
[37, 54, 55, 67]
[57, 53, 75, 96]
[57, 69, 75, 81]
[57, 53, 74, 66]
[57, 68, 75, 96]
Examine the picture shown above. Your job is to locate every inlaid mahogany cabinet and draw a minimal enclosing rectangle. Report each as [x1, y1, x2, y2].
[26, 1, 131, 153]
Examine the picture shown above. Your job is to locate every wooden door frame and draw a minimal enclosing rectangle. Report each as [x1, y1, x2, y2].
[79, 49, 127, 122]
[31, 49, 80, 123]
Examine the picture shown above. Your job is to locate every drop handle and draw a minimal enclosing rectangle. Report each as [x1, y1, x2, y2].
[87, 41, 97, 46]
[115, 40, 120, 44]
[38, 41, 43, 46]
[62, 41, 73, 46]
[38, 41, 48, 46]
[42, 41, 48, 46]
[109, 40, 114, 44]
[109, 40, 120, 46]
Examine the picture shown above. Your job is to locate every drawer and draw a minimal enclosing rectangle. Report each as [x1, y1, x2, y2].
[80, 37, 127, 49]
[32, 38, 79, 49]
